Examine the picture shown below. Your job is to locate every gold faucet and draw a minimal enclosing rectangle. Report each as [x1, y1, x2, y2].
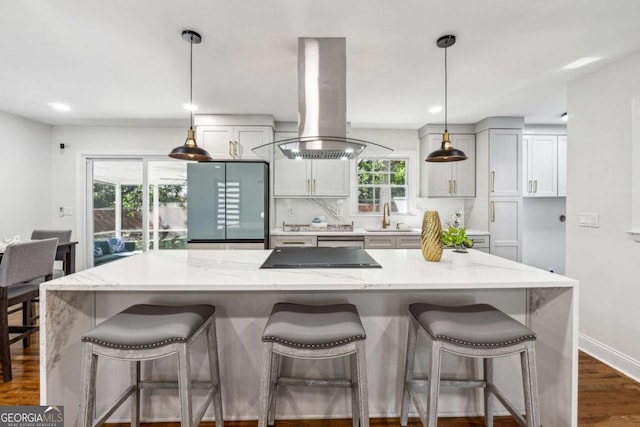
[382, 202, 391, 229]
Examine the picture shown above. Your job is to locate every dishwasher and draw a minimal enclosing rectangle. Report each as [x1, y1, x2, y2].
[316, 235, 365, 248]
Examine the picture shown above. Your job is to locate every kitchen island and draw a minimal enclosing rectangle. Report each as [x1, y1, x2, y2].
[40, 249, 577, 426]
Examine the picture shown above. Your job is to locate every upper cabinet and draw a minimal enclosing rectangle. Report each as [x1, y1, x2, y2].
[196, 125, 272, 160]
[274, 158, 350, 197]
[522, 134, 567, 197]
[424, 134, 476, 197]
[523, 135, 558, 197]
[273, 130, 350, 197]
[489, 129, 522, 196]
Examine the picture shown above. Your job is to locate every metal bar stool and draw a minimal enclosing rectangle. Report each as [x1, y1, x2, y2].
[258, 303, 369, 427]
[79, 304, 224, 427]
[400, 303, 540, 427]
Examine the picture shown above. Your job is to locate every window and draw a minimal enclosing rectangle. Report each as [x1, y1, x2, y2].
[357, 158, 408, 213]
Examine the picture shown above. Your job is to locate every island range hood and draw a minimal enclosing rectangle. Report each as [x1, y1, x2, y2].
[253, 38, 392, 161]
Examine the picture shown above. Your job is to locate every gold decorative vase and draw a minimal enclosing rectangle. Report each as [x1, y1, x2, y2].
[421, 211, 443, 262]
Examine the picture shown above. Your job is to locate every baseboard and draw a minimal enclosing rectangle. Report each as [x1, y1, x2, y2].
[579, 333, 640, 382]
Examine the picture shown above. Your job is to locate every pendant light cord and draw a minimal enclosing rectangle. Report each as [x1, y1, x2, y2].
[189, 33, 194, 130]
[444, 45, 448, 133]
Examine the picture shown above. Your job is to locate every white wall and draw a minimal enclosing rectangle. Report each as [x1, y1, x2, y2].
[567, 49, 640, 380]
[522, 198, 566, 274]
[0, 111, 52, 240]
[49, 126, 185, 268]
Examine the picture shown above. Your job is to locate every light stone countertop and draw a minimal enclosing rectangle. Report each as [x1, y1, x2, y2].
[270, 228, 490, 236]
[42, 248, 573, 292]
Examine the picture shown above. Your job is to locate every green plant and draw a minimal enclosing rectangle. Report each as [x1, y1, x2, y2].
[441, 227, 474, 250]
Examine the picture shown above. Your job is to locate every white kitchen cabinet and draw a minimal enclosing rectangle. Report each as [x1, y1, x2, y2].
[274, 158, 350, 197]
[557, 136, 567, 197]
[489, 197, 522, 262]
[489, 129, 522, 197]
[364, 235, 421, 249]
[425, 134, 476, 197]
[467, 234, 490, 253]
[523, 135, 558, 197]
[197, 125, 272, 160]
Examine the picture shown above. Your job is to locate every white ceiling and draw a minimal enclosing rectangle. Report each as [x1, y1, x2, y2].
[2, 0, 640, 128]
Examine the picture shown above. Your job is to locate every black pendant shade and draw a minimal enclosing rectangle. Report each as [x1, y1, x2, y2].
[426, 35, 467, 163]
[168, 30, 212, 162]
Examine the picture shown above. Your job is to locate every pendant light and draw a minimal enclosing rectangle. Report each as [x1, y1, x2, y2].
[426, 35, 467, 163]
[169, 30, 213, 162]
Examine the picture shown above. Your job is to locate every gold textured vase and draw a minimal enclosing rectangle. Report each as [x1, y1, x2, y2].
[421, 211, 443, 262]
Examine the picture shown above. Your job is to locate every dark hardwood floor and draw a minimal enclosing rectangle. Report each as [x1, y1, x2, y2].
[2, 337, 640, 426]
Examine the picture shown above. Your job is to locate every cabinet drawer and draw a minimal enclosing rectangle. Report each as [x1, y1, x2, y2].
[270, 236, 317, 248]
[364, 236, 395, 249]
[467, 235, 490, 249]
[395, 236, 421, 249]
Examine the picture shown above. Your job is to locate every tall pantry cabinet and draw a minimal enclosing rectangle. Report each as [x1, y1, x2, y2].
[488, 129, 523, 262]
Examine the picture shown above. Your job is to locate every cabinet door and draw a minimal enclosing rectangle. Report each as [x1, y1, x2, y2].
[274, 158, 312, 196]
[198, 126, 234, 159]
[489, 130, 521, 196]
[270, 235, 317, 248]
[426, 135, 455, 197]
[234, 126, 271, 159]
[557, 136, 567, 197]
[364, 236, 395, 249]
[451, 134, 476, 197]
[528, 135, 557, 197]
[312, 159, 350, 197]
[489, 197, 521, 262]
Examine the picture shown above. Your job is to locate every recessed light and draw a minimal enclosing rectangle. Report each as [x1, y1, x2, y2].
[48, 102, 71, 111]
[563, 57, 602, 70]
[183, 103, 198, 111]
[561, 112, 568, 122]
[428, 106, 443, 114]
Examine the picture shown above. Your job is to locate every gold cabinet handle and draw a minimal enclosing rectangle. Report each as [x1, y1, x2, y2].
[491, 201, 496, 222]
[233, 141, 238, 157]
[313, 178, 316, 194]
[448, 180, 452, 194]
[228, 141, 233, 156]
[283, 241, 306, 245]
[307, 179, 310, 193]
[454, 180, 457, 194]
[491, 171, 496, 192]
[534, 180, 538, 194]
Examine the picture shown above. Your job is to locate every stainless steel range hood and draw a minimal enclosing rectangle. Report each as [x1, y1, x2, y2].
[253, 38, 392, 161]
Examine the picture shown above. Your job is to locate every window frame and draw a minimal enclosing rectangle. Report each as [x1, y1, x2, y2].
[353, 155, 411, 216]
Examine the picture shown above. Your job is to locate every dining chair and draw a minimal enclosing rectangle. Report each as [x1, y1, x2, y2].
[31, 230, 72, 279]
[0, 238, 58, 382]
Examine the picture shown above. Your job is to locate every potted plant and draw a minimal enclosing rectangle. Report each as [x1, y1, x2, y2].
[441, 227, 474, 253]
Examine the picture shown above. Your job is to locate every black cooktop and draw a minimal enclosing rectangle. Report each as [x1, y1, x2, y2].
[260, 247, 382, 269]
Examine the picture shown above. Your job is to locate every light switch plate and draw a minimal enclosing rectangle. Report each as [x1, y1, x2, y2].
[579, 212, 599, 227]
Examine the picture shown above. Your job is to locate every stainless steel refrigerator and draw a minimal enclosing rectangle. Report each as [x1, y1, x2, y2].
[187, 161, 269, 249]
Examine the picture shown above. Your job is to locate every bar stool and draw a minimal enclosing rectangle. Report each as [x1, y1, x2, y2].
[400, 303, 540, 427]
[258, 303, 369, 427]
[79, 304, 224, 427]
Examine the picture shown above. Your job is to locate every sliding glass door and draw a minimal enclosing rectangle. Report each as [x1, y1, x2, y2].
[87, 157, 188, 267]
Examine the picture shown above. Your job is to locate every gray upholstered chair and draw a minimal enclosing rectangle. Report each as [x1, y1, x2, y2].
[400, 303, 540, 427]
[31, 230, 72, 279]
[0, 238, 58, 382]
[259, 303, 369, 427]
[79, 304, 224, 427]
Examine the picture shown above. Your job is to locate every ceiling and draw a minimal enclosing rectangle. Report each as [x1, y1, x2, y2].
[2, 0, 640, 128]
